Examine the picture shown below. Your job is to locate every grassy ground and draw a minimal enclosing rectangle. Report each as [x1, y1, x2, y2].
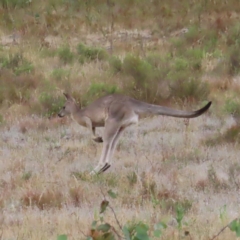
[0, 114, 240, 239]
[1, 0, 240, 239]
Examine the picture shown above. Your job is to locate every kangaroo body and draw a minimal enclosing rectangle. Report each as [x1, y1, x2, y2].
[58, 93, 211, 174]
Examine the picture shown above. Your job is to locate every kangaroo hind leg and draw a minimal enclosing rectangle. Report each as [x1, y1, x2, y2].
[98, 126, 126, 173]
[90, 119, 121, 175]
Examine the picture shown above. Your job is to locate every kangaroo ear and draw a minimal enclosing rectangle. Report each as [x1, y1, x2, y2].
[63, 93, 71, 100]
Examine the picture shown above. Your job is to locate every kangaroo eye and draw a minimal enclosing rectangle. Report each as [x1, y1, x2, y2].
[63, 106, 66, 110]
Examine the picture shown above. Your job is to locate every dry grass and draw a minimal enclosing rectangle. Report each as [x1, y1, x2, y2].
[0, 113, 240, 239]
[1, 1, 240, 239]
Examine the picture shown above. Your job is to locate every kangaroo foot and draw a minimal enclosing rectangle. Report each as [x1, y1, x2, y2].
[98, 163, 111, 174]
[93, 136, 103, 143]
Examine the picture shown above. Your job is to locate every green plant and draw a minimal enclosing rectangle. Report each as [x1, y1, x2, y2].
[1, 53, 34, 75]
[168, 75, 209, 102]
[122, 54, 154, 89]
[175, 204, 185, 229]
[51, 68, 70, 81]
[77, 43, 108, 63]
[58, 45, 74, 64]
[224, 98, 240, 115]
[57, 235, 68, 240]
[86, 189, 167, 240]
[109, 56, 122, 74]
[39, 91, 65, 117]
[22, 171, 32, 181]
[229, 219, 240, 237]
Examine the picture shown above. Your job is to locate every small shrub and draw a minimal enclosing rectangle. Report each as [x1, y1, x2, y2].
[39, 92, 65, 117]
[224, 98, 240, 116]
[122, 54, 154, 89]
[146, 53, 173, 81]
[122, 54, 166, 102]
[168, 75, 209, 102]
[22, 171, 32, 181]
[77, 43, 108, 63]
[58, 45, 74, 64]
[108, 55, 122, 73]
[51, 68, 70, 81]
[0, 53, 34, 75]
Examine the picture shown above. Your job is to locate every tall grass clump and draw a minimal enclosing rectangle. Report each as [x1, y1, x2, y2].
[0, 53, 34, 76]
[122, 54, 165, 103]
[109, 55, 122, 74]
[166, 55, 209, 102]
[57, 45, 74, 64]
[77, 43, 108, 63]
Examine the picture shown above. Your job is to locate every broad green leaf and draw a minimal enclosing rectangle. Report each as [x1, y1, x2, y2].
[229, 219, 240, 237]
[102, 232, 116, 240]
[107, 189, 117, 199]
[86, 237, 93, 240]
[100, 200, 109, 214]
[123, 226, 131, 240]
[176, 205, 185, 227]
[154, 229, 162, 238]
[154, 222, 167, 230]
[91, 220, 97, 230]
[135, 225, 149, 240]
[229, 219, 238, 231]
[57, 234, 67, 240]
[97, 223, 111, 232]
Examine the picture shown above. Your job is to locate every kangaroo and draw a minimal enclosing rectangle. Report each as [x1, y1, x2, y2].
[58, 93, 211, 174]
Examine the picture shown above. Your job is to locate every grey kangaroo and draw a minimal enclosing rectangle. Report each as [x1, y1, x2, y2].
[58, 93, 211, 174]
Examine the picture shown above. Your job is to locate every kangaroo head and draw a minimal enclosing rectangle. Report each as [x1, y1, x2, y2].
[58, 93, 78, 118]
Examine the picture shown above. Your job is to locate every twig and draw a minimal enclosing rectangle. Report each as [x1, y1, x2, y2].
[99, 187, 122, 229]
[98, 186, 124, 238]
[79, 229, 88, 238]
[210, 217, 238, 240]
[108, 204, 123, 231]
[111, 225, 124, 240]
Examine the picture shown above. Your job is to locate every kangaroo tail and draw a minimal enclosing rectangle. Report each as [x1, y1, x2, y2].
[131, 99, 212, 118]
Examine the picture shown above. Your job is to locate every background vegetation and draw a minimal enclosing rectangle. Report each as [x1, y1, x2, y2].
[1, 0, 240, 239]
